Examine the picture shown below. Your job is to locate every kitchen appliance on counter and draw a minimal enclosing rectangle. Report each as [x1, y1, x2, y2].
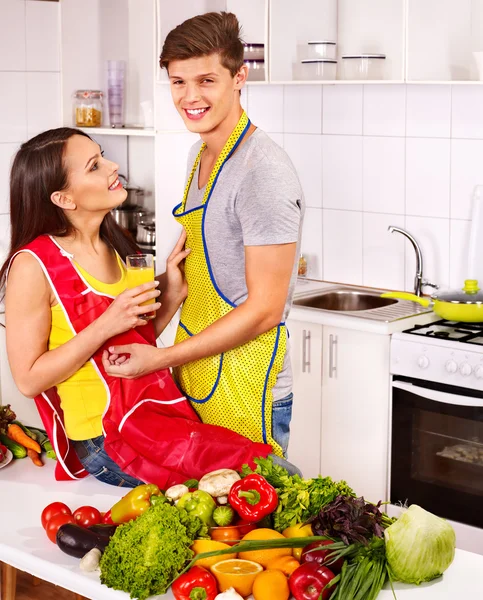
[389, 319, 483, 554]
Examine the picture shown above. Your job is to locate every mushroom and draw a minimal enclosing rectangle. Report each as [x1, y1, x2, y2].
[198, 469, 241, 503]
[165, 484, 190, 504]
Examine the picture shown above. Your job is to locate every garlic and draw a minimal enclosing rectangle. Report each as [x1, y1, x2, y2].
[165, 484, 189, 504]
[215, 587, 244, 600]
[79, 548, 101, 572]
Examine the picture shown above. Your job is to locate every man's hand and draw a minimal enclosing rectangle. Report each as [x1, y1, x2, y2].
[102, 345, 163, 379]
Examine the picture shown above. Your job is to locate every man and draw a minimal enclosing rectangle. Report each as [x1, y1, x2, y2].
[104, 12, 305, 461]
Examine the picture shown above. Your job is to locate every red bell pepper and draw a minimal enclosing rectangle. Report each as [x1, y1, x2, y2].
[0, 443, 7, 461]
[228, 474, 278, 522]
[289, 562, 337, 600]
[172, 566, 218, 600]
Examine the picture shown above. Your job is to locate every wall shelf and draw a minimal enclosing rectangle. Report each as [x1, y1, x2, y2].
[78, 127, 156, 137]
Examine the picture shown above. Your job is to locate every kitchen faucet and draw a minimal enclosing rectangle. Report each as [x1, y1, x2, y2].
[388, 226, 439, 297]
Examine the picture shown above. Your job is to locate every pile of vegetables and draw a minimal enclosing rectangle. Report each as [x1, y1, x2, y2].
[0, 406, 55, 466]
[39, 455, 457, 600]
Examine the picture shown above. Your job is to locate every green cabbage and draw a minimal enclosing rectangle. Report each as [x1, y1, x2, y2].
[384, 504, 456, 585]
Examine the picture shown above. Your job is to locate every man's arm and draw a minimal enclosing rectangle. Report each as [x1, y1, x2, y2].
[103, 242, 296, 377]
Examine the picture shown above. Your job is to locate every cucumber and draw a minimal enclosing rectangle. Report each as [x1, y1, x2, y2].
[0, 432, 27, 458]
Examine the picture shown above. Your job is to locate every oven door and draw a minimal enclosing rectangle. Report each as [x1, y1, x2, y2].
[391, 377, 483, 529]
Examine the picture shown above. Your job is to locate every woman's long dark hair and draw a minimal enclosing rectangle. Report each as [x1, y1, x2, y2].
[0, 127, 139, 291]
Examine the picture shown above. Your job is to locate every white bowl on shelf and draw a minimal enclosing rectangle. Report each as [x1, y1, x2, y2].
[296, 59, 337, 81]
[341, 54, 386, 80]
[307, 41, 337, 60]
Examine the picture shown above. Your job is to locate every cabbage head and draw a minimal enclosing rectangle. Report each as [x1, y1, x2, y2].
[384, 504, 456, 585]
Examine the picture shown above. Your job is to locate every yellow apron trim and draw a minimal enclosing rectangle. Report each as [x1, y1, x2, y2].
[173, 111, 286, 457]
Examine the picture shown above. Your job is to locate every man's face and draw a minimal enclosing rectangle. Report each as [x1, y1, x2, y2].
[168, 54, 246, 135]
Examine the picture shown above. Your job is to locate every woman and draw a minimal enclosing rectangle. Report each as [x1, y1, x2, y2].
[1, 128, 271, 488]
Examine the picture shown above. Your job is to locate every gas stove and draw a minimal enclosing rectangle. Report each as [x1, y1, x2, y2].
[391, 319, 483, 391]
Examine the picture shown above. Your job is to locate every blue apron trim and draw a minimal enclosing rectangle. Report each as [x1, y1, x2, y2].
[178, 320, 194, 337]
[178, 320, 225, 403]
[200, 119, 251, 309]
[173, 203, 205, 218]
[185, 353, 225, 404]
[261, 324, 282, 444]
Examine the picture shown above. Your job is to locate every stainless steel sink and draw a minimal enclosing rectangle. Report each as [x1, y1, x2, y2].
[294, 290, 397, 312]
[293, 285, 431, 323]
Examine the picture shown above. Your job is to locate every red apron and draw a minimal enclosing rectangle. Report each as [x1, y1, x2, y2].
[11, 236, 271, 487]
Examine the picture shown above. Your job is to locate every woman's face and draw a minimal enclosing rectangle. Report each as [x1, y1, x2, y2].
[58, 134, 127, 213]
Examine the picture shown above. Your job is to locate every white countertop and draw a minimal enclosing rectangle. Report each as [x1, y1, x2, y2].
[290, 279, 439, 334]
[1, 459, 482, 600]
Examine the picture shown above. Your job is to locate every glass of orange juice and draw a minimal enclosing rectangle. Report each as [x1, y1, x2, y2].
[126, 254, 156, 320]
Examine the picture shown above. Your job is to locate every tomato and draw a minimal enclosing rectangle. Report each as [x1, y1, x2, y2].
[102, 509, 114, 525]
[41, 502, 72, 530]
[45, 513, 75, 543]
[73, 506, 102, 528]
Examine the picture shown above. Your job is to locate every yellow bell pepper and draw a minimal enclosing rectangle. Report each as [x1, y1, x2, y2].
[282, 523, 313, 560]
[110, 483, 161, 524]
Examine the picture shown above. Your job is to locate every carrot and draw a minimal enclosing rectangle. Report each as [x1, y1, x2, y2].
[27, 448, 43, 467]
[7, 424, 41, 453]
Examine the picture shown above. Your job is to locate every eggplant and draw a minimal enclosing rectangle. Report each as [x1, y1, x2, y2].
[88, 523, 118, 538]
[56, 523, 110, 558]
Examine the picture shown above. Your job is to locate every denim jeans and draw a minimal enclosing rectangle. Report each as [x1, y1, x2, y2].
[271, 393, 303, 477]
[71, 435, 145, 488]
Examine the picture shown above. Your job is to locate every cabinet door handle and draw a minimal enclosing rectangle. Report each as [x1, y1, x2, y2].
[329, 334, 338, 378]
[302, 329, 311, 373]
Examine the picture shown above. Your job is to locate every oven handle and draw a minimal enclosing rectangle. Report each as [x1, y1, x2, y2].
[392, 380, 483, 408]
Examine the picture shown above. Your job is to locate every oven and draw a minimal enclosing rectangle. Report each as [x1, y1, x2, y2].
[389, 322, 483, 553]
[391, 377, 483, 527]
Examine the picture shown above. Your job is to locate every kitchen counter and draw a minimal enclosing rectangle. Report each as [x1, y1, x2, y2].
[1, 459, 483, 599]
[290, 279, 438, 334]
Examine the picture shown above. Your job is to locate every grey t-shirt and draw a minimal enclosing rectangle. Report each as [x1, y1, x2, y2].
[184, 128, 305, 401]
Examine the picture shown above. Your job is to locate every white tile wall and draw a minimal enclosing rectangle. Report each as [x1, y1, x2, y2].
[323, 85, 362, 135]
[363, 85, 406, 137]
[363, 137, 405, 214]
[322, 135, 363, 211]
[284, 85, 322, 134]
[25, 0, 60, 72]
[406, 85, 451, 138]
[0, 0, 62, 268]
[323, 209, 363, 285]
[284, 134, 322, 209]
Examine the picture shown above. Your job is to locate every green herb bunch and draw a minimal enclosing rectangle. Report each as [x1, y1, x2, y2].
[241, 456, 354, 531]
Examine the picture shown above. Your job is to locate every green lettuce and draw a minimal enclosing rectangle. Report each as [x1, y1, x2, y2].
[384, 504, 456, 585]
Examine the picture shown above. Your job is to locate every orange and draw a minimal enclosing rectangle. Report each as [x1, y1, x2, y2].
[210, 559, 263, 597]
[265, 555, 300, 576]
[282, 523, 313, 560]
[191, 539, 237, 568]
[252, 569, 290, 600]
[238, 528, 292, 568]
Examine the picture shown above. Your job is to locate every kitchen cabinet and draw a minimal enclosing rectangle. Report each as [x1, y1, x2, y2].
[286, 319, 323, 478]
[287, 316, 391, 501]
[320, 326, 391, 503]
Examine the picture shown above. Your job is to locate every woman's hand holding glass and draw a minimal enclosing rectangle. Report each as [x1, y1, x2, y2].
[97, 280, 161, 339]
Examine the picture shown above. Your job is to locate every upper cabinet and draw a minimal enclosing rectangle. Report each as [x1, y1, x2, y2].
[407, 0, 483, 82]
[60, 0, 156, 133]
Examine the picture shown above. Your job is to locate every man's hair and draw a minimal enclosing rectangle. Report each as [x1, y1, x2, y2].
[160, 12, 244, 76]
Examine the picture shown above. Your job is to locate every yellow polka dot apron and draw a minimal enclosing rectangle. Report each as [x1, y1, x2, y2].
[172, 112, 286, 457]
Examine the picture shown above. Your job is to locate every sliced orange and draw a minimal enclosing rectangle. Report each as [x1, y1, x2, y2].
[210, 559, 263, 597]
[238, 528, 292, 568]
[191, 539, 237, 568]
[253, 569, 290, 600]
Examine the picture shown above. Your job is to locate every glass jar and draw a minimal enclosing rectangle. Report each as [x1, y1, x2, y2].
[73, 90, 103, 127]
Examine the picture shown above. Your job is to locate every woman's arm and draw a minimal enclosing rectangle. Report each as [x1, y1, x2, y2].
[5, 252, 160, 398]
